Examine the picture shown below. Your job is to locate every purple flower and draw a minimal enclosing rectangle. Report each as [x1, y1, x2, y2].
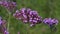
[43, 18, 58, 25]
[28, 10, 38, 17]
[20, 8, 26, 14]
[0, 1, 16, 10]
[4, 30, 9, 34]
[7, 1, 16, 10]
[0, 16, 7, 34]
[13, 10, 22, 20]
[13, 8, 42, 26]
[2, 1, 8, 7]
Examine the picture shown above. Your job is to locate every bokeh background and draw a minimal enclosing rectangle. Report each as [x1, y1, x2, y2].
[0, 0, 60, 34]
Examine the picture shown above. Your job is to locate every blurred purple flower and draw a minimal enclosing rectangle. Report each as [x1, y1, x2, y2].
[43, 18, 58, 32]
[2, 1, 8, 7]
[43, 18, 58, 25]
[0, 1, 16, 11]
[13, 8, 42, 26]
[0, 16, 8, 34]
[7, 1, 16, 10]
[13, 10, 22, 20]
[4, 30, 9, 34]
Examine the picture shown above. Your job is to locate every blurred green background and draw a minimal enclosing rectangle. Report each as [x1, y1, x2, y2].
[0, 0, 60, 34]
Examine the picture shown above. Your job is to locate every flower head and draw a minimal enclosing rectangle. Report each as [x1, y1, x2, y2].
[43, 18, 58, 26]
[13, 8, 42, 26]
[0, 1, 16, 11]
[7, 1, 16, 10]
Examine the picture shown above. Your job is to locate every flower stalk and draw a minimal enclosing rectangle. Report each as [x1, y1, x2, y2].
[7, 12, 11, 33]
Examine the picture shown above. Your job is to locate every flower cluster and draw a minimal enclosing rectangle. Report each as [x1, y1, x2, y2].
[43, 18, 58, 26]
[0, 1, 16, 10]
[13, 8, 42, 27]
[0, 16, 8, 34]
[43, 18, 58, 31]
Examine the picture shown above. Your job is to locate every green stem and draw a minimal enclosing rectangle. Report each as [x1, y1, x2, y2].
[7, 11, 11, 33]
